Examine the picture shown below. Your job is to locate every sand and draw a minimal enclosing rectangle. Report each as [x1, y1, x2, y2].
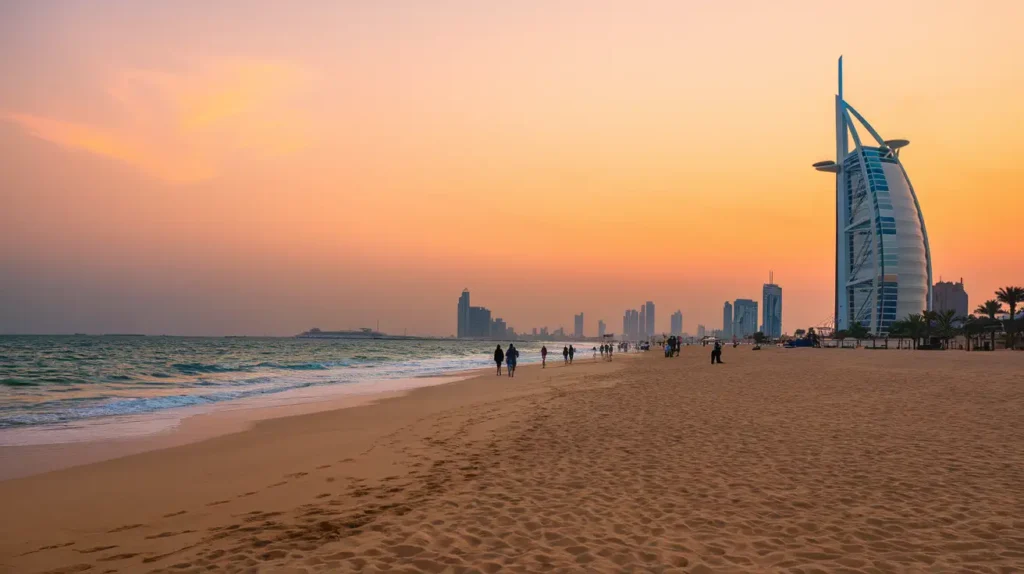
[1, 347, 1022, 573]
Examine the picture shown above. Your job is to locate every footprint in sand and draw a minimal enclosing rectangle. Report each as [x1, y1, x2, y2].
[75, 545, 117, 554]
[107, 524, 144, 533]
[163, 510, 187, 518]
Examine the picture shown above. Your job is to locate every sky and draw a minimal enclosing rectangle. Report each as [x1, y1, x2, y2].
[1, 0, 1022, 337]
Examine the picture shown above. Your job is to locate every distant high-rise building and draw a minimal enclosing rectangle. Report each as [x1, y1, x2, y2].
[553, 327, 565, 338]
[623, 309, 639, 339]
[933, 278, 968, 318]
[597, 320, 606, 338]
[540, 326, 549, 337]
[468, 306, 492, 338]
[638, 307, 646, 338]
[645, 301, 655, 336]
[457, 289, 471, 338]
[532, 327, 538, 336]
[722, 301, 733, 338]
[762, 273, 783, 338]
[670, 310, 683, 335]
[491, 318, 507, 339]
[697, 324, 706, 338]
[574, 313, 584, 338]
[733, 299, 758, 338]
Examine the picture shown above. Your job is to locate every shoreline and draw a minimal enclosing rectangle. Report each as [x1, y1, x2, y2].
[0, 369, 486, 481]
[0, 354, 617, 481]
[0, 352, 632, 572]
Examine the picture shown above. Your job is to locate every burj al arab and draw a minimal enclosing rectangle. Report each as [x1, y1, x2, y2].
[813, 58, 932, 336]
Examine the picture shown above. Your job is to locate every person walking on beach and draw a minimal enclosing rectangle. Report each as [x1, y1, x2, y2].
[506, 343, 518, 377]
[569, 345, 575, 364]
[592, 346, 597, 359]
[494, 345, 504, 375]
[541, 345, 548, 368]
[562, 346, 569, 365]
[711, 341, 723, 364]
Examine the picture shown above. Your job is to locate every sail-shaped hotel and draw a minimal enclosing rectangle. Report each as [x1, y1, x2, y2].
[813, 58, 932, 335]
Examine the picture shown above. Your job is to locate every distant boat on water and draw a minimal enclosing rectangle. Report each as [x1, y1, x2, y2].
[297, 327, 389, 339]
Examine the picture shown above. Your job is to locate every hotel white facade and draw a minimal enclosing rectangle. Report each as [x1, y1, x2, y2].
[814, 58, 932, 335]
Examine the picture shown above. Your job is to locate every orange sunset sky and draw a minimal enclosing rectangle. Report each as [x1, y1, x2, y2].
[1, 0, 1022, 336]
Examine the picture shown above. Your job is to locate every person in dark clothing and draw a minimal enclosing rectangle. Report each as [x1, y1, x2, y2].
[506, 343, 518, 377]
[562, 346, 569, 365]
[494, 345, 504, 375]
[568, 345, 575, 364]
[711, 341, 723, 364]
[541, 345, 548, 368]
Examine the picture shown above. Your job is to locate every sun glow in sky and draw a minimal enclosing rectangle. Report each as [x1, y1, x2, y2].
[2, 0, 1022, 336]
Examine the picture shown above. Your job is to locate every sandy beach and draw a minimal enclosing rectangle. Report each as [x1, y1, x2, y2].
[1, 347, 1022, 573]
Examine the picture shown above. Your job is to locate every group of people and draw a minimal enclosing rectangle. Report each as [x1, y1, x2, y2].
[495, 337, 726, 376]
[494, 343, 591, 375]
[493, 343, 519, 377]
[662, 335, 683, 357]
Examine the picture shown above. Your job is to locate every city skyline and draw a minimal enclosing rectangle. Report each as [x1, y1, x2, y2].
[2, 2, 1021, 336]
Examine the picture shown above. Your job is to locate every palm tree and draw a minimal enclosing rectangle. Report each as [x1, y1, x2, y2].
[975, 300, 1004, 351]
[959, 315, 980, 351]
[922, 309, 939, 347]
[833, 329, 848, 348]
[996, 286, 1024, 349]
[934, 309, 957, 349]
[889, 320, 907, 349]
[904, 313, 926, 350]
[847, 322, 869, 347]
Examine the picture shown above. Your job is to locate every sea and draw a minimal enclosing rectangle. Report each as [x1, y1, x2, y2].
[0, 336, 566, 442]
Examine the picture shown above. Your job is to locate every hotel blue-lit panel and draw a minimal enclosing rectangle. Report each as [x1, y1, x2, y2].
[882, 160, 929, 328]
[837, 146, 930, 334]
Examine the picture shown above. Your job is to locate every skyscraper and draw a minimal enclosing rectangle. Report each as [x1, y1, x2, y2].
[574, 313, 584, 339]
[670, 310, 683, 335]
[638, 307, 646, 338]
[762, 273, 783, 338]
[625, 309, 639, 339]
[468, 306, 491, 338]
[813, 57, 932, 335]
[491, 318, 507, 339]
[733, 299, 758, 339]
[457, 289, 471, 338]
[697, 324, 706, 338]
[597, 320, 606, 338]
[933, 279, 968, 318]
[644, 301, 655, 336]
[622, 312, 629, 340]
[722, 301, 733, 338]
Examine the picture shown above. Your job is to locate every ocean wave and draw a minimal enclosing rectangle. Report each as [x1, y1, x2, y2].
[1, 378, 38, 387]
[171, 362, 249, 374]
[0, 383, 316, 428]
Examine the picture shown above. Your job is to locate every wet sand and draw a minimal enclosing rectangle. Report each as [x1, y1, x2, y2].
[1, 347, 1022, 573]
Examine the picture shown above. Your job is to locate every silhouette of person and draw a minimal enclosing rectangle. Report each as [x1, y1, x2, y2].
[494, 345, 504, 375]
[569, 345, 575, 364]
[541, 345, 548, 368]
[712, 341, 723, 364]
[562, 346, 569, 365]
[506, 343, 518, 377]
